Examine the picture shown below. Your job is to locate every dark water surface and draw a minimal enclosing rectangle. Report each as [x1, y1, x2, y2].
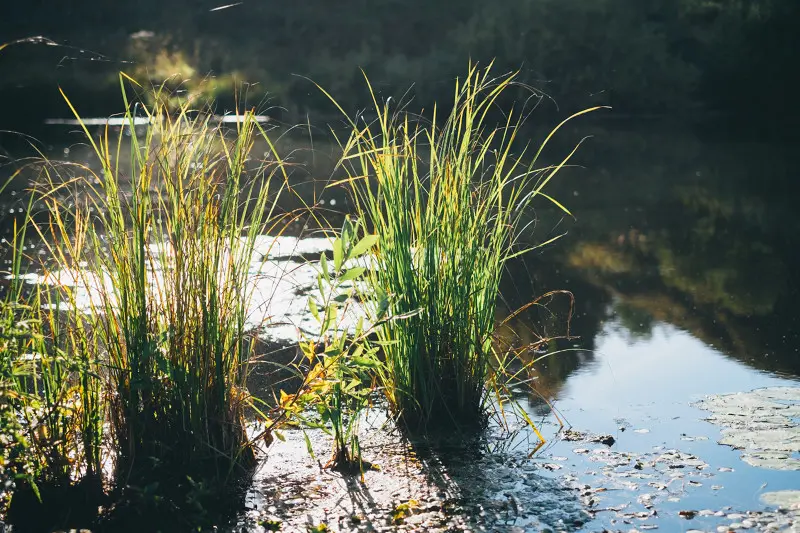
[1, 120, 798, 531]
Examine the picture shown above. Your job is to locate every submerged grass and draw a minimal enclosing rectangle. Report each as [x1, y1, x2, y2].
[322, 65, 598, 430]
[32, 79, 289, 492]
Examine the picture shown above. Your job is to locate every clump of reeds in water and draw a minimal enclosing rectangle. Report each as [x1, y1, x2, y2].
[1, 193, 107, 527]
[325, 65, 597, 431]
[35, 82, 288, 492]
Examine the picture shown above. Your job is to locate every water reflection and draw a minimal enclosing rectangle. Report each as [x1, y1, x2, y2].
[496, 125, 800, 401]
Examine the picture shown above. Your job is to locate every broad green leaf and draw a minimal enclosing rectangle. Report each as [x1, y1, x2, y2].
[351, 356, 380, 368]
[351, 344, 365, 359]
[324, 346, 342, 357]
[321, 304, 338, 332]
[342, 217, 354, 247]
[377, 296, 390, 319]
[339, 267, 366, 282]
[320, 252, 329, 278]
[308, 297, 320, 322]
[350, 234, 378, 258]
[317, 274, 325, 300]
[333, 238, 344, 271]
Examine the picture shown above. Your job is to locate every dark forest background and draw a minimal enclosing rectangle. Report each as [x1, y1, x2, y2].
[1, 0, 798, 129]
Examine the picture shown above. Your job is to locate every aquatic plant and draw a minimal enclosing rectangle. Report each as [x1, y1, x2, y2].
[321, 64, 597, 430]
[279, 217, 383, 473]
[0, 46, 88, 513]
[0, 208, 106, 528]
[0, 219, 43, 511]
[35, 77, 289, 492]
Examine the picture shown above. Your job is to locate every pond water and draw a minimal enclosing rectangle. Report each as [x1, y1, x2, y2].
[1, 120, 798, 532]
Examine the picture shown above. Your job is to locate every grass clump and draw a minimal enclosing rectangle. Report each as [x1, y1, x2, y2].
[0, 207, 106, 528]
[324, 65, 596, 430]
[35, 80, 288, 495]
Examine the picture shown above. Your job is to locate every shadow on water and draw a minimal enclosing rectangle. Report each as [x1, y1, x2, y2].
[234, 410, 588, 532]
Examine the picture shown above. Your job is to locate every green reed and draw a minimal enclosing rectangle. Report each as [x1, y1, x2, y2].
[0, 208, 97, 515]
[36, 79, 288, 487]
[321, 65, 597, 430]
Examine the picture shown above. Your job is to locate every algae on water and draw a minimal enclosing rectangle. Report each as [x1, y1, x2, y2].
[695, 387, 800, 471]
[761, 490, 800, 510]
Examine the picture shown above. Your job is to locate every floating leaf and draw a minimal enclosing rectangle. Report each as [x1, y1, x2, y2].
[392, 499, 419, 524]
[260, 517, 282, 531]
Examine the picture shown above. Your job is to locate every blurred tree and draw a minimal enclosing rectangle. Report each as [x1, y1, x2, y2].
[0, 0, 797, 123]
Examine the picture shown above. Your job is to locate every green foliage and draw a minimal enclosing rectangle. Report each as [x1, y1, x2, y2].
[0, 209, 103, 516]
[123, 35, 240, 112]
[34, 78, 289, 491]
[280, 217, 381, 472]
[326, 64, 596, 430]
[0, 297, 41, 511]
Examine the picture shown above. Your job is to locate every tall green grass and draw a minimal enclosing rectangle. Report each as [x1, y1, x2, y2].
[36, 80, 288, 488]
[0, 205, 100, 520]
[322, 65, 597, 430]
